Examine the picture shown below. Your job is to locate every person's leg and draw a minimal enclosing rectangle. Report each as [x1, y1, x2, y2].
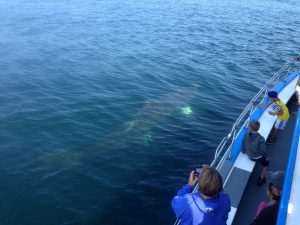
[256, 157, 269, 185]
[267, 120, 287, 143]
[261, 164, 268, 179]
[270, 128, 279, 141]
[267, 127, 274, 141]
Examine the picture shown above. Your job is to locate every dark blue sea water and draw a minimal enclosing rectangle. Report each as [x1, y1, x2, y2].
[0, 0, 299, 224]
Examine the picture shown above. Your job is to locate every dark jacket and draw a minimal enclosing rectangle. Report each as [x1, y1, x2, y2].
[250, 201, 279, 225]
[242, 132, 268, 159]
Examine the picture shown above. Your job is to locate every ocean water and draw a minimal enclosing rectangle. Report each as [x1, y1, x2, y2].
[0, 0, 299, 224]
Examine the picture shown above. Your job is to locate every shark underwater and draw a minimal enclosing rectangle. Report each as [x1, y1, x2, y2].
[38, 85, 198, 168]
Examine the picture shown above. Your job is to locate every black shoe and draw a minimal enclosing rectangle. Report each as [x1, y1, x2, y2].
[267, 139, 275, 144]
[257, 177, 266, 186]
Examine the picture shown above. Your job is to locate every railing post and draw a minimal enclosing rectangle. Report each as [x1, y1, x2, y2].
[227, 127, 236, 160]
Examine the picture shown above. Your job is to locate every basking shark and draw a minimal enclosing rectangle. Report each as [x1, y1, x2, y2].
[38, 85, 198, 168]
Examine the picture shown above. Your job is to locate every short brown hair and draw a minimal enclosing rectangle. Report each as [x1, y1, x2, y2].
[250, 120, 260, 132]
[198, 167, 223, 197]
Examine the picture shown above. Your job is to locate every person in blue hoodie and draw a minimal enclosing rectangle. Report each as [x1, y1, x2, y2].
[171, 166, 231, 225]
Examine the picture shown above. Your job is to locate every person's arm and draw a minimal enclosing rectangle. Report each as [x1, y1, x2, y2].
[256, 102, 272, 108]
[171, 171, 198, 218]
[259, 136, 268, 158]
[268, 102, 284, 116]
[223, 193, 231, 222]
[174, 184, 193, 197]
[171, 185, 191, 218]
[268, 110, 283, 116]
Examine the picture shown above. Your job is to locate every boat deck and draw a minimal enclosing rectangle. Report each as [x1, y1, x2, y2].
[232, 96, 298, 225]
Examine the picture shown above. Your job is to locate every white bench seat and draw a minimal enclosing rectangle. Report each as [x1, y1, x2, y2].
[224, 79, 298, 225]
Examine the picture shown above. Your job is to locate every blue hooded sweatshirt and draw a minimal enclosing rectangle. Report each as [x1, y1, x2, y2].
[171, 185, 231, 225]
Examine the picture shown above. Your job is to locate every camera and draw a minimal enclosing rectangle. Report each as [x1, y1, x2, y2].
[194, 167, 202, 178]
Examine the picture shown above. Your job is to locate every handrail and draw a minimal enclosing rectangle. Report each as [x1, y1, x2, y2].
[173, 56, 300, 225]
[276, 106, 300, 225]
[211, 56, 299, 165]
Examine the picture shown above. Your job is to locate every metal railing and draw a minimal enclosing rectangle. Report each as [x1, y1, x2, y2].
[212, 56, 300, 168]
[174, 56, 300, 225]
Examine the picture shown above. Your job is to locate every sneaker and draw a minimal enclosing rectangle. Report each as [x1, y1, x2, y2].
[257, 177, 266, 186]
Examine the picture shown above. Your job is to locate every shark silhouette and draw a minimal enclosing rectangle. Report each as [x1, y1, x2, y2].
[38, 85, 198, 168]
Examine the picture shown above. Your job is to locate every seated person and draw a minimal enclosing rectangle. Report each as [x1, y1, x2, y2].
[250, 170, 285, 225]
[242, 120, 269, 185]
[171, 166, 231, 225]
[256, 181, 275, 216]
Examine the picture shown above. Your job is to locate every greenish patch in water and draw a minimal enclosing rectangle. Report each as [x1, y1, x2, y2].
[143, 133, 152, 146]
[181, 106, 192, 115]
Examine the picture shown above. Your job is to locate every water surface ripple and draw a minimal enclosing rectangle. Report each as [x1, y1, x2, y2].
[0, 0, 299, 224]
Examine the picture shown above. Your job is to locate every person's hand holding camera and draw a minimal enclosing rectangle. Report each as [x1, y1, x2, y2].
[188, 171, 198, 187]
